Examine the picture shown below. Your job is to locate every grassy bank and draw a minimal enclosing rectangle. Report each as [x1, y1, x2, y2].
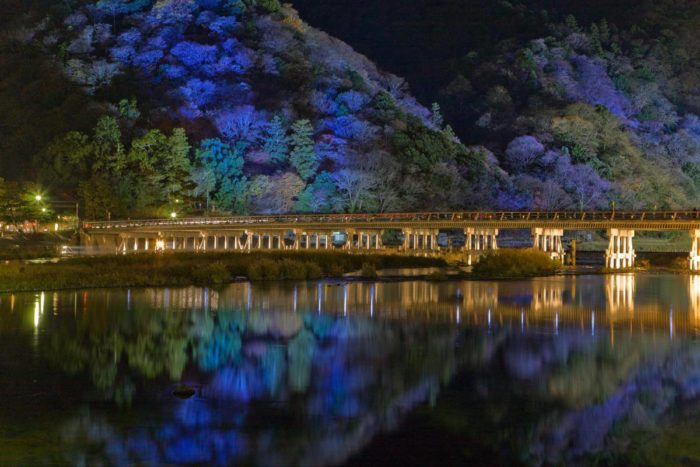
[472, 249, 559, 279]
[0, 251, 447, 292]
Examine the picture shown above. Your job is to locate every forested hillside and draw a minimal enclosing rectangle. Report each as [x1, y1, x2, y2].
[1, 0, 497, 219]
[2, 0, 700, 219]
[294, 0, 700, 209]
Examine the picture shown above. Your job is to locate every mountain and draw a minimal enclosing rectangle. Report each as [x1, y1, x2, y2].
[293, 0, 700, 209]
[3, 0, 699, 218]
[0, 0, 496, 219]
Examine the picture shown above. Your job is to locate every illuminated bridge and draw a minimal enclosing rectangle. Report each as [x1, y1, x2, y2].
[80, 210, 700, 269]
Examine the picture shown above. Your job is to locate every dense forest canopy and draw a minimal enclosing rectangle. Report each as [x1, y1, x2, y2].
[293, 0, 700, 209]
[1, 0, 700, 219]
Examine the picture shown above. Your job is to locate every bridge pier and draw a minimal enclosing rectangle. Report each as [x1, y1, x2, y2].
[690, 230, 700, 271]
[464, 228, 498, 265]
[532, 228, 565, 263]
[605, 229, 635, 269]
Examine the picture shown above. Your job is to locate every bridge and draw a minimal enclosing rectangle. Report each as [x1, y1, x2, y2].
[80, 210, 700, 270]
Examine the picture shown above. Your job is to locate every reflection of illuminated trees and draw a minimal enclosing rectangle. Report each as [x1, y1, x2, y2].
[36, 303, 463, 465]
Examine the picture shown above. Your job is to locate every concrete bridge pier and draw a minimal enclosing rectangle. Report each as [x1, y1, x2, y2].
[690, 230, 700, 271]
[464, 228, 498, 265]
[402, 229, 438, 255]
[605, 229, 635, 269]
[532, 228, 565, 263]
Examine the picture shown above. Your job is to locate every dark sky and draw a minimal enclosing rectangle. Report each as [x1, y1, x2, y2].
[290, 0, 655, 101]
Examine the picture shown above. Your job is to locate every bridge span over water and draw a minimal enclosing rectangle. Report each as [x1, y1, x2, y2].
[81, 211, 700, 270]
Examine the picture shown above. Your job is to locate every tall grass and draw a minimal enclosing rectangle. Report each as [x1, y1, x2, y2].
[0, 251, 447, 292]
[472, 249, 559, 278]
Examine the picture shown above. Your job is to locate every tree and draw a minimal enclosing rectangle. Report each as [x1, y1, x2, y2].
[289, 119, 318, 181]
[191, 167, 216, 210]
[196, 138, 244, 180]
[504, 135, 545, 169]
[257, 0, 281, 13]
[294, 171, 338, 212]
[430, 102, 444, 129]
[162, 128, 192, 200]
[332, 169, 374, 213]
[263, 115, 288, 164]
[127, 128, 192, 204]
[93, 116, 125, 174]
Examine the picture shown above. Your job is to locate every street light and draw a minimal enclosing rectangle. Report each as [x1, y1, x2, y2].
[170, 212, 177, 219]
[35, 194, 42, 202]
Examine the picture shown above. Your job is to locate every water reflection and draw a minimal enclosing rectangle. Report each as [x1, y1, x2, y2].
[63, 274, 700, 336]
[2, 274, 700, 465]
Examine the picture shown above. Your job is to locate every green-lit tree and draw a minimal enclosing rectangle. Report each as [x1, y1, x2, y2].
[263, 115, 289, 164]
[431, 102, 444, 129]
[289, 119, 318, 181]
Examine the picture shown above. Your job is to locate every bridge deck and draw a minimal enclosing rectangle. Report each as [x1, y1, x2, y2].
[83, 211, 700, 232]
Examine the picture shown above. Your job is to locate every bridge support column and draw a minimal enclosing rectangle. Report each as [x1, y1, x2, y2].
[402, 229, 412, 253]
[117, 235, 128, 254]
[532, 228, 565, 263]
[605, 229, 635, 269]
[690, 230, 700, 271]
[465, 229, 498, 265]
[464, 228, 474, 265]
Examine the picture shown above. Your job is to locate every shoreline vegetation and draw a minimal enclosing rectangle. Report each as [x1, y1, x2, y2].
[0, 248, 696, 293]
[0, 251, 448, 293]
[472, 249, 560, 279]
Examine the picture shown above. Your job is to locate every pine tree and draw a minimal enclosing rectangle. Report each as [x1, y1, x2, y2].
[289, 119, 318, 181]
[565, 14, 579, 33]
[599, 18, 610, 44]
[442, 124, 457, 142]
[590, 23, 603, 55]
[430, 102, 444, 129]
[264, 115, 289, 164]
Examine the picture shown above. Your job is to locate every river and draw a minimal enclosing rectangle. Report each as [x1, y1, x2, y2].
[1, 274, 699, 466]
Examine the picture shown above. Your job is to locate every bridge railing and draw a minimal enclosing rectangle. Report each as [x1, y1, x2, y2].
[82, 210, 700, 230]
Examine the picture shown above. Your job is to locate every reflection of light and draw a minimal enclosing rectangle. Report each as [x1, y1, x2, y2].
[555, 312, 559, 336]
[127, 288, 131, 311]
[33, 301, 39, 328]
[521, 309, 524, 333]
[370, 284, 374, 318]
[40, 291, 45, 315]
[246, 283, 251, 311]
[591, 310, 595, 336]
[670, 308, 674, 340]
[456, 300, 461, 324]
[318, 283, 322, 314]
[293, 287, 298, 313]
[343, 284, 348, 317]
[204, 288, 209, 310]
[487, 308, 491, 330]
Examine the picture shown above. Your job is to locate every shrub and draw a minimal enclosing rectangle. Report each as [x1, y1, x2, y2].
[361, 262, 377, 278]
[305, 262, 323, 279]
[247, 258, 280, 280]
[472, 249, 558, 278]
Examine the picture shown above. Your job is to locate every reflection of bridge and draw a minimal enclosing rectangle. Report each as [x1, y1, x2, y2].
[51, 276, 700, 337]
[10, 275, 700, 337]
[81, 211, 700, 269]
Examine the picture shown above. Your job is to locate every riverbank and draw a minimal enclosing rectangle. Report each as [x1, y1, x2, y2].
[0, 251, 448, 292]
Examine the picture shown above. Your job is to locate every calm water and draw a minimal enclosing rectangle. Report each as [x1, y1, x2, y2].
[2, 274, 700, 466]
